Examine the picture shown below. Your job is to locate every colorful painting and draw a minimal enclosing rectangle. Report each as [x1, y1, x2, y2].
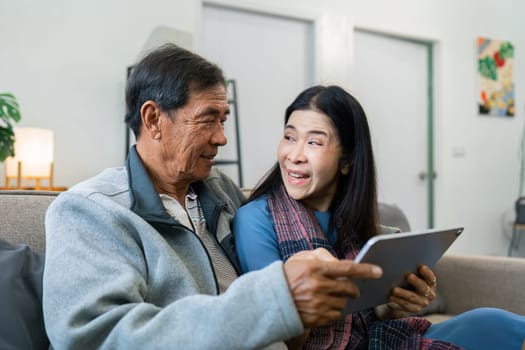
[478, 37, 515, 116]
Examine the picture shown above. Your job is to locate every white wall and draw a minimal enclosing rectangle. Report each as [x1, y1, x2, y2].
[2, 0, 524, 256]
[0, 0, 196, 185]
[330, 0, 525, 257]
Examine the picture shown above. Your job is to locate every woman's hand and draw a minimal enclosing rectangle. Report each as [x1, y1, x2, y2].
[375, 265, 438, 319]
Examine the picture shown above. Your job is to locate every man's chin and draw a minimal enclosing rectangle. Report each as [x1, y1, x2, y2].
[195, 167, 213, 181]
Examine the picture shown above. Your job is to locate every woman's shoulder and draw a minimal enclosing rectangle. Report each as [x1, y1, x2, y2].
[235, 195, 274, 228]
[237, 195, 268, 214]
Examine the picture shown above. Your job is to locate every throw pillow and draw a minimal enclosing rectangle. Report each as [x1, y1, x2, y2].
[0, 239, 49, 350]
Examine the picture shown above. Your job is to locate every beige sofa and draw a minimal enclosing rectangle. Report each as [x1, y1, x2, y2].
[430, 253, 525, 322]
[1, 190, 524, 348]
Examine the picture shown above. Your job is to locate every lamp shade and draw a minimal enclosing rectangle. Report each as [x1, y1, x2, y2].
[5, 127, 54, 178]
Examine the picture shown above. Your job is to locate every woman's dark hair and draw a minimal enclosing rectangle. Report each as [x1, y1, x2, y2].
[125, 43, 225, 138]
[250, 85, 379, 247]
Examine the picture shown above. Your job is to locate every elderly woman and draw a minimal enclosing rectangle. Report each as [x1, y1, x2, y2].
[234, 85, 525, 350]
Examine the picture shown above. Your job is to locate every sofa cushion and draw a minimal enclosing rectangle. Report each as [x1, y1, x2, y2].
[378, 202, 411, 232]
[433, 254, 525, 315]
[424, 313, 454, 324]
[0, 239, 49, 350]
[0, 190, 58, 254]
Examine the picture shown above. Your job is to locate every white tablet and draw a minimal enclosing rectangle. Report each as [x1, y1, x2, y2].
[343, 227, 463, 314]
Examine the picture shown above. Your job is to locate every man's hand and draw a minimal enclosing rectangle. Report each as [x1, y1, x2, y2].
[283, 248, 382, 328]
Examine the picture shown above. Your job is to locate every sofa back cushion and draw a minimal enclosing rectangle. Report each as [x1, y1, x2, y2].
[0, 190, 58, 254]
[377, 202, 411, 232]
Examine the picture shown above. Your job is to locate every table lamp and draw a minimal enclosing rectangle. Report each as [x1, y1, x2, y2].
[4, 127, 54, 189]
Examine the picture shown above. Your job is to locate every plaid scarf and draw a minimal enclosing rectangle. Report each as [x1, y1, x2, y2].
[268, 184, 463, 350]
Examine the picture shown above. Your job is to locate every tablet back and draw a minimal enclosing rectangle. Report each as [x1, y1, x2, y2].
[343, 227, 463, 314]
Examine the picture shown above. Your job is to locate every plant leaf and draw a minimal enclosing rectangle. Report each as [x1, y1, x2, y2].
[0, 126, 15, 161]
[0, 93, 21, 162]
[0, 93, 22, 127]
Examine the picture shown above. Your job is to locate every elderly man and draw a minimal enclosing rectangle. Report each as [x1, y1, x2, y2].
[42, 44, 382, 349]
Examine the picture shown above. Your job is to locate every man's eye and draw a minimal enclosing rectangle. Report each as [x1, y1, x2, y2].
[284, 135, 295, 142]
[308, 140, 321, 146]
[201, 118, 219, 127]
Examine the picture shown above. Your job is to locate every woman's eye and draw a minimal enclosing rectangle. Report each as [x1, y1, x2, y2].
[308, 140, 322, 146]
[284, 135, 295, 142]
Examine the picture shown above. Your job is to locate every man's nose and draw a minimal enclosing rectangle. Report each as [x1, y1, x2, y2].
[211, 124, 227, 146]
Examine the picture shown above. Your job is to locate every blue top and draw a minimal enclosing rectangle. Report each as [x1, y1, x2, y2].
[233, 195, 336, 273]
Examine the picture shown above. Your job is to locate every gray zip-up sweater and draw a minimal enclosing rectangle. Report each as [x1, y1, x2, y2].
[43, 147, 302, 349]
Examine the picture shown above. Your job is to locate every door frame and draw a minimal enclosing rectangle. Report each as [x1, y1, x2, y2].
[198, 1, 350, 86]
[354, 28, 436, 228]
[198, 1, 319, 83]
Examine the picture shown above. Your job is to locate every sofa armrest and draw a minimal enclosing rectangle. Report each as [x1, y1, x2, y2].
[434, 254, 525, 315]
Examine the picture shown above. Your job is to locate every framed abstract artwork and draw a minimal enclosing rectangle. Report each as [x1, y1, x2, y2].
[478, 36, 515, 117]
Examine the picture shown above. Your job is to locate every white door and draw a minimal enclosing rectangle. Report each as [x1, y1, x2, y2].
[352, 30, 431, 230]
[197, 4, 314, 188]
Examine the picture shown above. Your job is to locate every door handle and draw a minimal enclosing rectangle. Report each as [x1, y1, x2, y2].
[418, 171, 437, 180]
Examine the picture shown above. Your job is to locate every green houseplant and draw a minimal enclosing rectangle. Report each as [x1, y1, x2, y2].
[0, 93, 22, 161]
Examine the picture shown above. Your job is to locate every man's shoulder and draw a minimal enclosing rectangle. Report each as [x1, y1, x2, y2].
[65, 166, 131, 204]
[205, 167, 237, 186]
[202, 168, 242, 199]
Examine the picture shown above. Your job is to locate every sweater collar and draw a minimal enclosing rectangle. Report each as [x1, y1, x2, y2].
[125, 146, 222, 226]
[125, 146, 173, 223]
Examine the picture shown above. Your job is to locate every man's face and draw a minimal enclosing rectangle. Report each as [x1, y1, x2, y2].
[155, 84, 229, 187]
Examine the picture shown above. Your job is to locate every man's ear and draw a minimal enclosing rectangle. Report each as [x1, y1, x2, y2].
[140, 100, 162, 140]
